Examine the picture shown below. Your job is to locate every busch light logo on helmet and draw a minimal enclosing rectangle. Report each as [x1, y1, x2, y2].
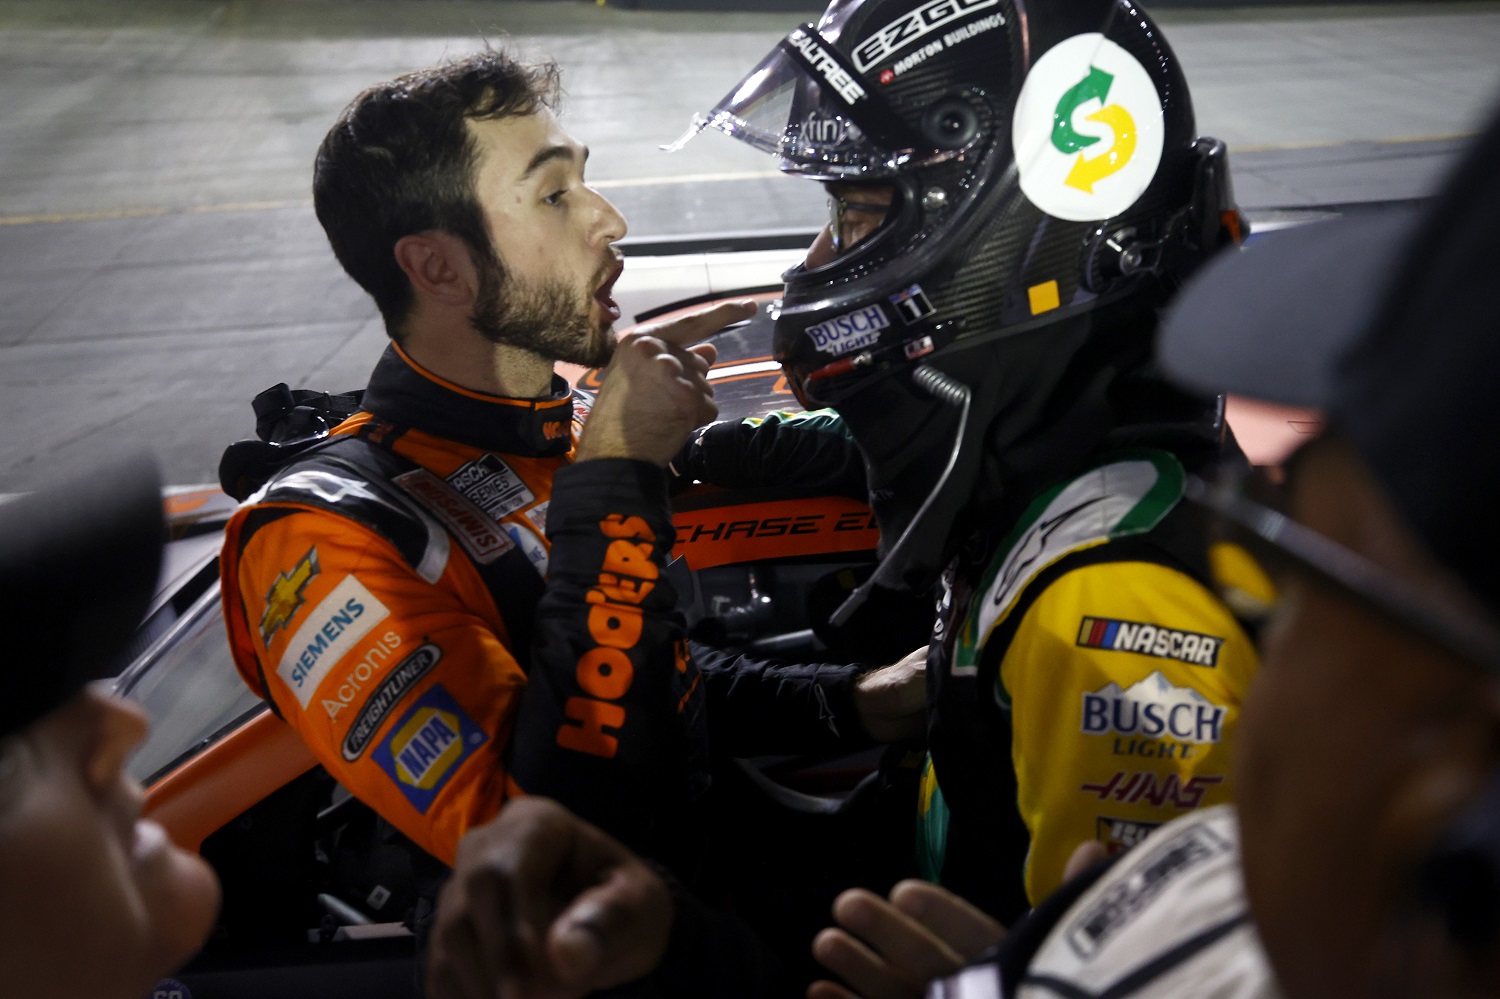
[1080, 671, 1226, 744]
[807, 304, 890, 356]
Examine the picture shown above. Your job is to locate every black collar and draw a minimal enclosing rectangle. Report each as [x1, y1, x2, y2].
[361, 344, 575, 457]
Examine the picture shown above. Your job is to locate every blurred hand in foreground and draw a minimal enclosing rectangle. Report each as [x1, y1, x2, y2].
[426, 797, 673, 999]
[809, 880, 1005, 999]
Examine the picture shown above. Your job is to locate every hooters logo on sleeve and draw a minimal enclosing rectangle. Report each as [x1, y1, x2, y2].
[556, 514, 660, 759]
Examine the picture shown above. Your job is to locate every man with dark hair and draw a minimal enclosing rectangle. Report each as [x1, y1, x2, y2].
[219, 48, 756, 868]
[313, 53, 605, 360]
[313, 51, 617, 362]
[0, 462, 221, 999]
[218, 49, 919, 894]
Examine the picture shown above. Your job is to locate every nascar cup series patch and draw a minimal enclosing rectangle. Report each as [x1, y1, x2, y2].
[373, 685, 487, 813]
[1011, 33, 1165, 222]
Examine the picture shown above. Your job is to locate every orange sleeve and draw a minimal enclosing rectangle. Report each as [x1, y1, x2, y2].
[226, 508, 526, 865]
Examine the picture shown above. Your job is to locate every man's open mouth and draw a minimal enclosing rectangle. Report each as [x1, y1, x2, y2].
[594, 257, 625, 322]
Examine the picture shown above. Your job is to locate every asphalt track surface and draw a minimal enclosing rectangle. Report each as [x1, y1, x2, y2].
[3, 0, 1500, 491]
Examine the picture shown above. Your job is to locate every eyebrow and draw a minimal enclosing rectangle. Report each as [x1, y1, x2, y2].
[520, 143, 587, 181]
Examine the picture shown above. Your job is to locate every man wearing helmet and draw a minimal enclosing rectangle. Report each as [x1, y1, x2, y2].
[669, 0, 1261, 919]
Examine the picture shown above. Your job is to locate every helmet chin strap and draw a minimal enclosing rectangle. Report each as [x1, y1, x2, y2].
[830, 364, 971, 627]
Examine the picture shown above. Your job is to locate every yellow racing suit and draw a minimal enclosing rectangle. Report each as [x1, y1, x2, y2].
[916, 448, 1264, 918]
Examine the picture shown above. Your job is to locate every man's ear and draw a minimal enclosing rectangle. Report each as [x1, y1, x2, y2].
[393, 231, 482, 307]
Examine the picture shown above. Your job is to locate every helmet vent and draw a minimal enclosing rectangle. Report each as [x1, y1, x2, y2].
[922, 98, 979, 151]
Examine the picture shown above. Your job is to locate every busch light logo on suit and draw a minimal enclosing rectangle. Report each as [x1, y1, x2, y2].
[808, 305, 890, 356]
[1081, 671, 1226, 744]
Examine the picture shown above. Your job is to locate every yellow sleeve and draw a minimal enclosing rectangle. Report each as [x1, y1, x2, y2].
[998, 559, 1258, 904]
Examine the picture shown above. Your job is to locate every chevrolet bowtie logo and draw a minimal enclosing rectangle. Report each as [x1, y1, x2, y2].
[260, 546, 320, 644]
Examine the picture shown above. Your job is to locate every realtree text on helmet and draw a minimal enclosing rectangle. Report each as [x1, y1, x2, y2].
[787, 27, 868, 106]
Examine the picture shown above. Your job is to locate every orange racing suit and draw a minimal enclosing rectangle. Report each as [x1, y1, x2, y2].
[220, 344, 709, 864]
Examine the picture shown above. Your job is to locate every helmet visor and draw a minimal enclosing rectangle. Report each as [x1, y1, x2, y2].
[665, 24, 929, 178]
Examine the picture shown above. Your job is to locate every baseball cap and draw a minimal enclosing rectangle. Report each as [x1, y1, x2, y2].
[1159, 97, 1500, 613]
[0, 460, 165, 737]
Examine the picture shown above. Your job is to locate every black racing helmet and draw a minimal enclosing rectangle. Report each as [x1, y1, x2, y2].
[671, 0, 1242, 610]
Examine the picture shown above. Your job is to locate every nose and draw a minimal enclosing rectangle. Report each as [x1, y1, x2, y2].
[591, 187, 628, 244]
[805, 224, 837, 270]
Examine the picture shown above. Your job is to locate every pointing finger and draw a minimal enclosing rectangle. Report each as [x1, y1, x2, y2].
[641, 300, 757, 350]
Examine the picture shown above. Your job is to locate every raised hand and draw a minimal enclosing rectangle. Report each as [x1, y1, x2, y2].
[576, 300, 757, 467]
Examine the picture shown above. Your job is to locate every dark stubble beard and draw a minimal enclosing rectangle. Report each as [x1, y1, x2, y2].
[470, 255, 616, 369]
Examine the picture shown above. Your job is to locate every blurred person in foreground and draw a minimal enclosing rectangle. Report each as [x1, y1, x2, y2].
[1149, 96, 1500, 999]
[425, 77, 1500, 999]
[0, 463, 220, 999]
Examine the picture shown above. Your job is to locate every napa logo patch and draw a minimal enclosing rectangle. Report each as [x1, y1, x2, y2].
[1011, 33, 1166, 222]
[807, 304, 890, 356]
[373, 685, 487, 813]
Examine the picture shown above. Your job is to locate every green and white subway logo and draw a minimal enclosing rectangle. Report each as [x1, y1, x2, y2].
[1012, 34, 1166, 222]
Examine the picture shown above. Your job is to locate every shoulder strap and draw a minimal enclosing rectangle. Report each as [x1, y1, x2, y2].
[978, 499, 1217, 690]
[250, 434, 449, 581]
[955, 449, 1193, 672]
[248, 433, 545, 668]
